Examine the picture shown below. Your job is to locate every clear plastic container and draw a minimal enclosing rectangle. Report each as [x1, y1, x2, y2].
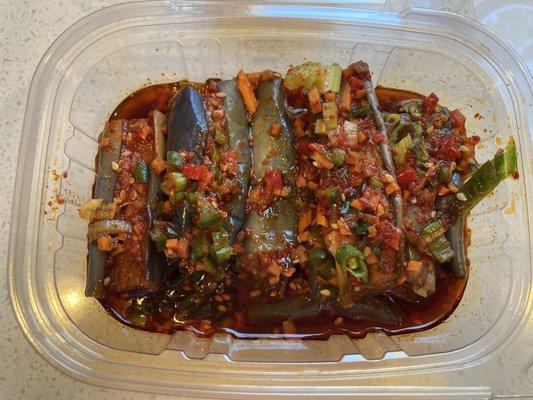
[8, 1, 533, 397]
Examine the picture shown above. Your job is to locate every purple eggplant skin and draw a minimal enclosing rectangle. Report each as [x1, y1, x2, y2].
[167, 86, 210, 231]
[446, 172, 468, 278]
[167, 86, 209, 164]
[217, 79, 251, 243]
[86, 120, 123, 298]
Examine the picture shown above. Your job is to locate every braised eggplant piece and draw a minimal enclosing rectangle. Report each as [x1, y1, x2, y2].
[83, 61, 517, 338]
[217, 79, 251, 242]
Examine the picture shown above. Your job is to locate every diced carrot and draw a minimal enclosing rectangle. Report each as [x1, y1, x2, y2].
[270, 123, 282, 137]
[345, 151, 358, 165]
[350, 199, 363, 210]
[407, 260, 423, 274]
[324, 91, 336, 102]
[176, 238, 190, 259]
[166, 238, 179, 252]
[237, 69, 258, 115]
[307, 86, 322, 114]
[151, 156, 166, 174]
[298, 209, 313, 233]
[385, 182, 400, 196]
[311, 152, 334, 170]
[99, 137, 111, 147]
[297, 231, 310, 243]
[365, 253, 378, 265]
[340, 85, 351, 112]
[97, 235, 113, 252]
[316, 212, 329, 227]
[367, 225, 377, 237]
[307, 181, 318, 190]
[282, 320, 297, 335]
[296, 175, 307, 187]
[355, 89, 366, 100]
[337, 218, 352, 236]
[161, 200, 172, 215]
[294, 117, 306, 138]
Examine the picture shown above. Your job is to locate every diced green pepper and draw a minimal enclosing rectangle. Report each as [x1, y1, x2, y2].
[428, 235, 455, 263]
[169, 172, 188, 192]
[349, 106, 370, 119]
[322, 186, 340, 203]
[215, 127, 227, 146]
[438, 161, 452, 183]
[134, 161, 150, 183]
[198, 202, 223, 228]
[215, 246, 233, 263]
[211, 228, 230, 250]
[370, 176, 383, 188]
[410, 138, 429, 163]
[323, 102, 338, 131]
[167, 151, 183, 167]
[331, 148, 346, 166]
[315, 119, 326, 135]
[192, 232, 210, 261]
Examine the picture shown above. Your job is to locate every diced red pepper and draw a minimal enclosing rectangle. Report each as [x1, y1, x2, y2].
[377, 220, 401, 251]
[396, 167, 418, 189]
[422, 92, 439, 115]
[430, 134, 461, 161]
[182, 164, 209, 181]
[264, 169, 283, 192]
[308, 142, 325, 153]
[450, 109, 466, 131]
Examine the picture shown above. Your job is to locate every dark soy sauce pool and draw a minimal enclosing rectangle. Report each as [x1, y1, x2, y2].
[101, 82, 467, 339]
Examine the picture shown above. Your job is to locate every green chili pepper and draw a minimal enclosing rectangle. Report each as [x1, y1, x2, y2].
[214, 127, 227, 146]
[428, 235, 455, 263]
[167, 151, 183, 167]
[168, 172, 188, 192]
[211, 228, 230, 250]
[314, 119, 326, 135]
[331, 148, 346, 166]
[134, 161, 150, 183]
[215, 246, 233, 263]
[349, 105, 370, 119]
[198, 202, 223, 228]
[410, 138, 429, 163]
[192, 232, 210, 261]
[370, 176, 383, 188]
[384, 113, 401, 125]
[335, 243, 368, 282]
[437, 161, 452, 183]
[322, 186, 340, 203]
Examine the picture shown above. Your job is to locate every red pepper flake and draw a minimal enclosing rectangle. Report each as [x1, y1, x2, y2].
[422, 92, 439, 115]
[450, 109, 466, 131]
[396, 166, 418, 190]
[182, 164, 209, 180]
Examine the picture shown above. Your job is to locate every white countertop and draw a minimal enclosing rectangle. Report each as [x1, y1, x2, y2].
[0, 1, 531, 399]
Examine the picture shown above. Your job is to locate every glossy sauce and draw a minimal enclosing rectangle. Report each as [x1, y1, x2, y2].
[101, 82, 467, 339]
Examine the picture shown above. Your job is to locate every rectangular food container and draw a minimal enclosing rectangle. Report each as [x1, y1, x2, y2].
[9, 1, 533, 398]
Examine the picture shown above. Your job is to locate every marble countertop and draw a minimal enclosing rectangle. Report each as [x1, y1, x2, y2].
[0, 1, 530, 399]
